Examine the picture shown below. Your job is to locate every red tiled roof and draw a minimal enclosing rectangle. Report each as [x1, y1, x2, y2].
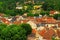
[43, 32, 51, 39]
[0, 13, 4, 17]
[43, 29, 55, 39]
[39, 29, 46, 36]
[13, 20, 28, 25]
[35, 18, 42, 24]
[45, 39, 52, 40]
[48, 29, 55, 36]
[21, 20, 28, 23]
[50, 10, 55, 14]
[32, 29, 37, 34]
[42, 17, 57, 23]
[27, 17, 35, 20]
[1, 18, 10, 25]
[13, 21, 21, 25]
[46, 19, 56, 23]
[39, 28, 55, 40]
[36, 18, 42, 22]
[58, 22, 60, 27]
[28, 17, 57, 24]
[57, 29, 60, 38]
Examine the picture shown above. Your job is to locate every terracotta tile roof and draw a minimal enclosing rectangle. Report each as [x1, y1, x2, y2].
[45, 39, 52, 40]
[27, 17, 57, 24]
[39, 28, 55, 40]
[21, 20, 28, 23]
[43, 31, 51, 39]
[1, 18, 10, 25]
[35, 18, 42, 24]
[13, 20, 28, 25]
[32, 29, 37, 34]
[39, 29, 46, 36]
[4, 20, 10, 25]
[58, 22, 60, 27]
[43, 29, 55, 39]
[27, 17, 35, 20]
[57, 29, 60, 38]
[46, 19, 56, 23]
[13, 21, 21, 25]
[50, 10, 55, 14]
[48, 28, 55, 36]
[42, 17, 57, 23]
[36, 18, 42, 22]
[0, 13, 4, 17]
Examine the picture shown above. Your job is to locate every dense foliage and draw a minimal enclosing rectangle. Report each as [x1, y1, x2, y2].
[27, 13, 34, 17]
[0, 0, 60, 19]
[4, 10, 17, 16]
[40, 11, 49, 16]
[0, 23, 32, 40]
[0, 0, 25, 16]
[42, 2, 55, 11]
[53, 14, 60, 20]
[20, 23, 32, 35]
[34, 13, 39, 17]
[45, 0, 60, 11]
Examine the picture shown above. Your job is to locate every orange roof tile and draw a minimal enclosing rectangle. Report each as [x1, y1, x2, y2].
[43, 29, 55, 39]
[42, 17, 57, 23]
[35, 18, 42, 24]
[0, 13, 4, 17]
[50, 10, 55, 14]
[21, 20, 28, 23]
[32, 29, 37, 34]
[13, 21, 21, 25]
[39, 28, 55, 39]
[58, 22, 60, 27]
[48, 29, 55, 36]
[39, 29, 46, 36]
[57, 29, 60, 38]
[27, 17, 35, 20]
[1, 18, 10, 25]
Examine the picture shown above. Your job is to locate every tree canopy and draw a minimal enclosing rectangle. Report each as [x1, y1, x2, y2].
[0, 23, 32, 40]
[45, 0, 60, 10]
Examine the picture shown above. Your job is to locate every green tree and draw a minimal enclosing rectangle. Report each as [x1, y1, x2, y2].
[40, 11, 45, 16]
[27, 13, 34, 17]
[45, 0, 60, 10]
[20, 23, 32, 35]
[42, 2, 55, 11]
[34, 13, 39, 17]
[0, 2, 4, 13]
[4, 10, 16, 16]
[53, 14, 60, 20]
[0, 24, 27, 40]
[0, 23, 7, 31]
[45, 11, 49, 15]
[15, 9, 24, 15]
[40, 11, 49, 16]
[42, 2, 48, 11]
